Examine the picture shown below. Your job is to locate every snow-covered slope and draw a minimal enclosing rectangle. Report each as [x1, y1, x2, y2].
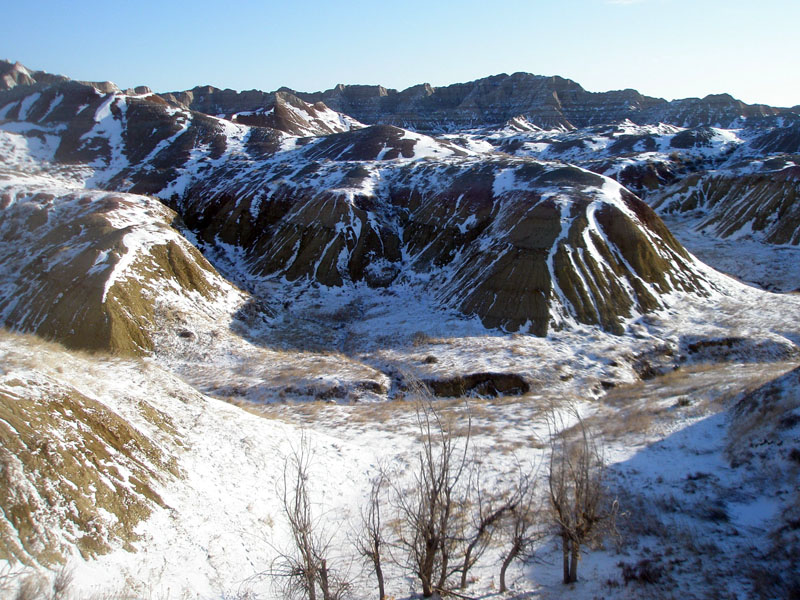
[0, 171, 245, 355]
[226, 90, 365, 136]
[725, 366, 800, 598]
[652, 162, 800, 246]
[442, 115, 800, 291]
[171, 132, 714, 335]
[2, 330, 799, 599]
[0, 330, 375, 597]
[0, 333, 181, 566]
[445, 117, 798, 196]
[160, 85, 364, 137]
[0, 78, 720, 337]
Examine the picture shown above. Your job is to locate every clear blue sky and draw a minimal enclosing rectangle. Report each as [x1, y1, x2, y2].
[3, 0, 798, 107]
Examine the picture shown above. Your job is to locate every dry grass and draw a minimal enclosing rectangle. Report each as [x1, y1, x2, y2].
[409, 331, 453, 347]
[410, 331, 433, 347]
[586, 405, 660, 442]
[0, 565, 74, 600]
[509, 345, 529, 357]
[0, 328, 119, 367]
[0, 328, 183, 566]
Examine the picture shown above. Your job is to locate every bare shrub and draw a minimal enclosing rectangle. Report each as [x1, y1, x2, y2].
[387, 388, 471, 597]
[0, 565, 73, 600]
[354, 471, 387, 600]
[547, 408, 618, 584]
[50, 566, 74, 600]
[498, 464, 544, 593]
[458, 460, 525, 590]
[220, 590, 260, 600]
[272, 434, 350, 600]
[13, 575, 47, 600]
[616, 489, 670, 540]
[411, 331, 433, 347]
[619, 558, 663, 585]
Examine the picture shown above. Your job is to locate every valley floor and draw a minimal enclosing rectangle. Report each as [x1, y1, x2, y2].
[661, 212, 800, 293]
[2, 268, 799, 599]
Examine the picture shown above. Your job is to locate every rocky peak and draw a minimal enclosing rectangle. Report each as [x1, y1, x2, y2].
[0, 60, 70, 91]
[76, 80, 121, 94]
[125, 85, 153, 95]
[0, 60, 35, 90]
[503, 115, 543, 133]
[657, 93, 782, 127]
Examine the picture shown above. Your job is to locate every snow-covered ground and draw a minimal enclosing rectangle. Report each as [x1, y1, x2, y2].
[661, 212, 800, 292]
[1, 213, 798, 599]
[1, 321, 797, 599]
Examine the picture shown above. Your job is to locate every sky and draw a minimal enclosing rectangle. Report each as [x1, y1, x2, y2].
[2, 0, 799, 107]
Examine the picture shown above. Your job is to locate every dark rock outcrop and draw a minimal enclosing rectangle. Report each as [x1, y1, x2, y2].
[424, 372, 530, 397]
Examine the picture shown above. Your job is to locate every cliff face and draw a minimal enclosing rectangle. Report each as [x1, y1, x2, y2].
[159, 71, 786, 132]
[291, 76, 783, 131]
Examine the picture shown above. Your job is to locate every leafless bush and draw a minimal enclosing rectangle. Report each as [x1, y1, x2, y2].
[50, 565, 74, 599]
[458, 459, 524, 590]
[0, 565, 13, 596]
[220, 590, 261, 600]
[411, 331, 433, 347]
[272, 434, 350, 600]
[354, 471, 387, 600]
[547, 407, 618, 584]
[498, 464, 544, 593]
[12, 576, 48, 600]
[387, 388, 471, 597]
[0, 563, 72, 600]
[618, 558, 664, 585]
[0, 565, 74, 600]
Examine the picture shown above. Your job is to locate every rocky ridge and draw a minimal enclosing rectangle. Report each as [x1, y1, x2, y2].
[446, 114, 800, 255]
[0, 61, 797, 354]
[162, 71, 788, 132]
[0, 173, 245, 356]
[652, 163, 800, 245]
[0, 71, 720, 343]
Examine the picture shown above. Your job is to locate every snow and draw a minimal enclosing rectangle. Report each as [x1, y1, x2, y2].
[41, 93, 64, 120]
[491, 167, 520, 195]
[661, 211, 800, 292]
[17, 92, 40, 120]
[81, 96, 131, 184]
[0, 129, 62, 172]
[284, 98, 364, 134]
[3, 318, 794, 599]
[386, 129, 469, 161]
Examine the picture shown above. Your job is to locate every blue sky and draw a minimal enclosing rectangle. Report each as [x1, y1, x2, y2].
[3, 0, 798, 106]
